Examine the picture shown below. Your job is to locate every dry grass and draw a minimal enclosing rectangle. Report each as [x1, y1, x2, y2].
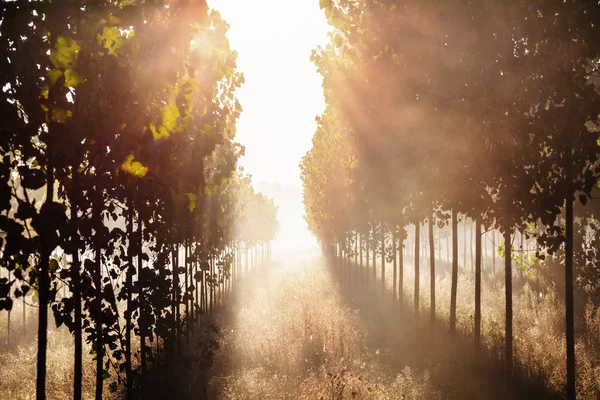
[0, 301, 121, 400]
[372, 251, 600, 399]
[2, 249, 600, 399]
[204, 258, 444, 399]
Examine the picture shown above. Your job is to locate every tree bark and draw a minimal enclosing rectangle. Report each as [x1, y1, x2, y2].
[173, 246, 179, 340]
[565, 155, 575, 400]
[94, 203, 103, 400]
[36, 147, 53, 400]
[137, 216, 146, 378]
[470, 221, 474, 271]
[381, 226, 385, 294]
[475, 216, 482, 352]
[492, 230, 496, 275]
[399, 230, 404, 310]
[463, 219, 467, 270]
[70, 168, 82, 400]
[504, 228, 512, 375]
[125, 204, 133, 400]
[7, 272, 11, 347]
[429, 214, 435, 326]
[184, 242, 189, 334]
[392, 229, 397, 301]
[359, 234, 363, 271]
[365, 234, 370, 285]
[450, 210, 458, 334]
[372, 227, 376, 283]
[414, 222, 420, 315]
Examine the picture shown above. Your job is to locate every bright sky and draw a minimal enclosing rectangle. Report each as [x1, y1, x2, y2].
[208, 0, 330, 186]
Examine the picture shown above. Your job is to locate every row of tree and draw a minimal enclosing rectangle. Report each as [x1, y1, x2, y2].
[0, 1, 278, 399]
[301, 1, 600, 399]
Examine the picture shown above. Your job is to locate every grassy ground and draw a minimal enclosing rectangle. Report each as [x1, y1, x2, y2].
[0, 301, 123, 400]
[2, 249, 599, 399]
[189, 251, 562, 399]
[0, 325, 107, 400]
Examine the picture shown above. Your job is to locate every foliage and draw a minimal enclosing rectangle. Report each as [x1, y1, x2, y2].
[0, 1, 277, 397]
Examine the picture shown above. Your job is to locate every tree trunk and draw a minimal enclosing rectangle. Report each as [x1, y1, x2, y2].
[392, 229, 397, 301]
[475, 216, 482, 352]
[138, 216, 146, 378]
[381, 226, 385, 294]
[355, 232, 358, 266]
[184, 242, 189, 335]
[372, 228, 376, 283]
[7, 272, 10, 347]
[462, 218, 467, 271]
[565, 157, 575, 400]
[200, 265, 205, 317]
[399, 231, 404, 310]
[173, 246, 180, 341]
[359, 234, 363, 270]
[210, 255, 214, 311]
[504, 228, 512, 375]
[519, 230, 524, 283]
[483, 230, 487, 272]
[429, 214, 435, 326]
[125, 204, 133, 400]
[366, 235, 370, 285]
[414, 222, 420, 315]
[470, 221, 474, 271]
[189, 243, 195, 329]
[70, 169, 82, 400]
[492, 230, 496, 275]
[450, 209, 458, 334]
[94, 207, 103, 400]
[36, 149, 54, 400]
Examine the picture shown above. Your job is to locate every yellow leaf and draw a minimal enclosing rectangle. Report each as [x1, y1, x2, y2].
[48, 108, 72, 124]
[64, 69, 81, 87]
[106, 15, 122, 25]
[49, 36, 80, 70]
[48, 69, 63, 86]
[150, 123, 170, 141]
[161, 103, 181, 132]
[97, 26, 124, 56]
[120, 154, 148, 177]
[186, 193, 197, 212]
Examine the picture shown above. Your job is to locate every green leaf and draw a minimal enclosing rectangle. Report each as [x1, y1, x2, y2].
[48, 69, 63, 86]
[97, 26, 124, 56]
[162, 103, 181, 133]
[64, 69, 82, 88]
[120, 154, 148, 177]
[49, 36, 81, 70]
[187, 193, 197, 212]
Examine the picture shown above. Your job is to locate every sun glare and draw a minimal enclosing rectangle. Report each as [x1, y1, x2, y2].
[208, 0, 329, 251]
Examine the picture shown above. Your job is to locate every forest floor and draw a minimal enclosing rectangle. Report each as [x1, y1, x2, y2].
[163, 249, 562, 400]
[0, 250, 567, 399]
